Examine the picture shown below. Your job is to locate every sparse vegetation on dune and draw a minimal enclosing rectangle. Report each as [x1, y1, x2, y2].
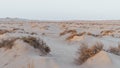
[76, 42, 120, 65]
[21, 36, 51, 55]
[0, 29, 9, 35]
[65, 32, 85, 41]
[0, 38, 17, 49]
[0, 36, 51, 55]
[87, 32, 101, 37]
[60, 29, 77, 36]
[106, 43, 120, 56]
[76, 42, 104, 65]
[100, 30, 114, 36]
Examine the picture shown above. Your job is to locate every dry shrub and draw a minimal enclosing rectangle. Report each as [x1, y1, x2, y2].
[78, 32, 86, 36]
[87, 32, 100, 37]
[76, 42, 103, 65]
[60, 29, 77, 36]
[21, 36, 51, 55]
[61, 24, 66, 28]
[12, 28, 21, 31]
[101, 30, 114, 36]
[30, 32, 37, 35]
[66, 32, 86, 41]
[0, 36, 51, 55]
[66, 34, 78, 40]
[0, 29, 9, 35]
[0, 38, 18, 49]
[67, 30, 77, 34]
[106, 44, 120, 56]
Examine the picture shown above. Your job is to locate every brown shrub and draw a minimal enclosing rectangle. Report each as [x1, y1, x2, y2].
[60, 29, 77, 36]
[106, 44, 120, 55]
[0, 29, 9, 35]
[66, 32, 86, 41]
[0, 36, 51, 55]
[101, 30, 114, 36]
[87, 32, 100, 37]
[76, 42, 103, 65]
[0, 38, 18, 49]
[66, 34, 78, 40]
[21, 36, 51, 55]
[78, 32, 86, 36]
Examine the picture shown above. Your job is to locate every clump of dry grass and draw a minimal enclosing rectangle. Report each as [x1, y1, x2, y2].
[21, 36, 51, 55]
[76, 42, 104, 65]
[87, 32, 101, 37]
[106, 44, 120, 56]
[0, 29, 9, 35]
[66, 32, 86, 41]
[0, 36, 51, 55]
[0, 38, 18, 49]
[30, 32, 37, 35]
[77, 32, 86, 36]
[66, 34, 78, 40]
[101, 30, 114, 36]
[60, 29, 77, 36]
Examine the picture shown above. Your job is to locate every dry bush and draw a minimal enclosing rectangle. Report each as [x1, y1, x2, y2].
[78, 32, 86, 36]
[21, 36, 51, 55]
[66, 34, 78, 40]
[67, 30, 77, 34]
[0, 29, 9, 35]
[76, 42, 103, 65]
[30, 32, 37, 35]
[101, 30, 114, 36]
[87, 32, 100, 37]
[60, 29, 77, 36]
[0, 38, 18, 49]
[0, 36, 51, 55]
[66, 32, 86, 41]
[106, 44, 120, 56]
[41, 33, 46, 36]
[12, 28, 21, 31]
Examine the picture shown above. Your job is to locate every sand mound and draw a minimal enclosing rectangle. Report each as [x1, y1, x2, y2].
[83, 51, 113, 68]
[0, 39, 56, 68]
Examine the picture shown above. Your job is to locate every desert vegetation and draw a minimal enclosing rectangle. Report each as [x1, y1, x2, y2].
[0, 36, 51, 55]
[87, 32, 101, 37]
[76, 42, 120, 65]
[60, 29, 77, 36]
[0, 29, 10, 35]
[21, 36, 51, 55]
[76, 42, 104, 65]
[65, 32, 86, 41]
[0, 38, 18, 49]
[106, 43, 120, 56]
[100, 30, 114, 36]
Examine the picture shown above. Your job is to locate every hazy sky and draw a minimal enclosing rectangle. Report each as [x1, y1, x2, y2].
[0, 0, 120, 20]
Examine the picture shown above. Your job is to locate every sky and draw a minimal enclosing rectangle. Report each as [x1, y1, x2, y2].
[0, 0, 120, 20]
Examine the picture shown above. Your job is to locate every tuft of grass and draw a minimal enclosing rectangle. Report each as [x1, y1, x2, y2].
[0, 38, 18, 49]
[87, 32, 101, 37]
[76, 42, 103, 65]
[101, 30, 114, 36]
[66, 32, 86, 41]
[0, 36, 51, 56]
[21, 36, 51, 55]
[106, 44, 120, 56]
[0, 29, 9, 35]
[60, 29, 77, 36]
[66, 34, 78, 41]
